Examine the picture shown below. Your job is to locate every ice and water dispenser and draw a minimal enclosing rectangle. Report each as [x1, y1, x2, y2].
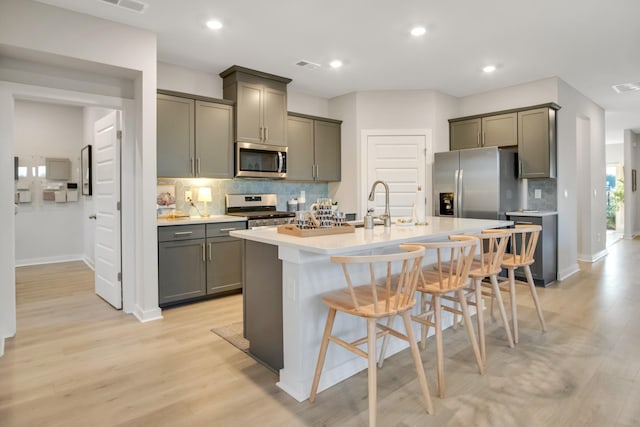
[439, 192, 454, 216]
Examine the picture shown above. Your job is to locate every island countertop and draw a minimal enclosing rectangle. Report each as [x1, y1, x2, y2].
[230, 216, 512, 255]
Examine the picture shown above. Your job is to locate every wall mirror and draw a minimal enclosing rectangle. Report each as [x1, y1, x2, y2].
[81, 145, 92, 196]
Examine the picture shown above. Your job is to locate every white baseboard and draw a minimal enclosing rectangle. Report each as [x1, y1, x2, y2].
[578, 249, 608, 263]
[133, 305, 163, 323]
[82, 257, 95, 271]
[557, 263, 580, 281]
[15, 254, 84, 267]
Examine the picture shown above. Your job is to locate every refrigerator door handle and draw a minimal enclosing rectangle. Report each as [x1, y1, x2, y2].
[458, 169, 464, 216]
[454, 169, 459, 216]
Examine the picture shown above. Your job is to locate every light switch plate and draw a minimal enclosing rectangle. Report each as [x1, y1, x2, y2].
[534, 189, 542, 199]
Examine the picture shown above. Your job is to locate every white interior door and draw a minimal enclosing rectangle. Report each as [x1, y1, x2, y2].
[365, 132, 429, 219]
[94, 111, 122, 309]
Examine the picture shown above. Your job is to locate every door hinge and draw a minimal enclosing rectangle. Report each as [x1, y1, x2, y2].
[117, 130, 122, 140]
[117, 201, 121, 211]
[117, 272, 122, 282]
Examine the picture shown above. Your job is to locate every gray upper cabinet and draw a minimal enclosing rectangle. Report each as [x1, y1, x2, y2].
[518, 106, 557, 179]
[482, 112, 517, 147]
[157, 91, 233, 178]
[195, 100, 233, 178]
[286, 115, 314, 180]
[450, 113, 517, 150]
[449, 103, 560, 179]
[220, 66, 291, 147]
[287, 113, 342, 182]
[157, 93, 194, 177]
[450, 118, 481, 150]
[314, 120, 341, 181]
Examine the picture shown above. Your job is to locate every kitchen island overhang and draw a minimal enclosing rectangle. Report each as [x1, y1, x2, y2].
[231, 216, 512, 402]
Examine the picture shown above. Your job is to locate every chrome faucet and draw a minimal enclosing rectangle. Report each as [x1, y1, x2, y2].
[368, 180, 391, 228]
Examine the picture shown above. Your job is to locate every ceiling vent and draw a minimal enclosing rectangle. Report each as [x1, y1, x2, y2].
[295, 60, 321, 70]
[100, 0, 148, 13]
[612, 82, 640, 94]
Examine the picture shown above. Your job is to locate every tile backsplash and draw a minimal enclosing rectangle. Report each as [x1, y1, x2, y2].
[527, 178, 557, 211]
[157, 178, 329, 215]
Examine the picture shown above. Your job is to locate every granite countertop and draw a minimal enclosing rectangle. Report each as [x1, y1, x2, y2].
[157, 215, 247, 226]
[506, 210, 558, 217]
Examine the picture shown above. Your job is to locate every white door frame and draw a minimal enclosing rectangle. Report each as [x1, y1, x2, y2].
[2, 82, 136, 317]
[360, 129, 433, 219]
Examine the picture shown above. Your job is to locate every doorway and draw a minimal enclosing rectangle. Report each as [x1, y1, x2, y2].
[606, 163, 624, 246]
[361, 129, 433, 219]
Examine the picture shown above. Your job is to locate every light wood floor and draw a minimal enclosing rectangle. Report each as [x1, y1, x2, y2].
[2, 239, 640, 426]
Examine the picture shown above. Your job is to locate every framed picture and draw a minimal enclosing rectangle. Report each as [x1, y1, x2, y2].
[81, 145, 92, 196]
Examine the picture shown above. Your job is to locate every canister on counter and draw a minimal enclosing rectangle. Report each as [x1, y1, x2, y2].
[287, 198, 298, 212]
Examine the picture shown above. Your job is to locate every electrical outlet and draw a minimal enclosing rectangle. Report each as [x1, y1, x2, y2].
[185, 190, 192, 201]
[534, 189, 542, 199]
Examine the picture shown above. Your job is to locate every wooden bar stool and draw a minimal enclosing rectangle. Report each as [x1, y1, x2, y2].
[500, 224, 547, 343]
[463, 229, 515, 363]
[309, 244, 433, 427]
[380, 235, 481, 399]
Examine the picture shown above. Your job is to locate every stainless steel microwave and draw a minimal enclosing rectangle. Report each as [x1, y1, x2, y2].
[235, 142, 287, 179]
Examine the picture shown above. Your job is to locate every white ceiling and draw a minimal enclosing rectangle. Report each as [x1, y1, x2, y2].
[34, 0, 640, 144]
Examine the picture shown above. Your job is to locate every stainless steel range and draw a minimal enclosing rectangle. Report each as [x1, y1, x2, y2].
[226, 194, 295, 229]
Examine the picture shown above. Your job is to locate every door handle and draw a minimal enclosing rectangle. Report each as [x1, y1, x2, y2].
[458, 169, 464, 216]
[89, 214, 97, 219]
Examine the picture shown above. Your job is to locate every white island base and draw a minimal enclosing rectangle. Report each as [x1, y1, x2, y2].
[231, 216, 512, 402]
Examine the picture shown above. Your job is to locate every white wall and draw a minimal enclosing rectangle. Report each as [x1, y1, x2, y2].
[624, 130, 640, 238]
[14, 100, 85, 265]
[328, 90, 460, 217]
[557, 79, 606, 266]
[0, 0, 159, 350]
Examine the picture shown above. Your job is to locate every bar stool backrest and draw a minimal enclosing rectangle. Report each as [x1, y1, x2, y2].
[504, 224, 542, 267]
[329, 244, 425, 316]
[475, 229, 511, 276]
[419, 235, 478, 291]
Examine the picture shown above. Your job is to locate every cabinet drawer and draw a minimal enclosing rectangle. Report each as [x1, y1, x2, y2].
[158, 224, 206, 242]
[206, 221, 247, 237]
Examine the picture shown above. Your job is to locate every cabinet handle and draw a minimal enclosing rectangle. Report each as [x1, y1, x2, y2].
[190, 158, 195, 176]
[196, 157, 201, 176]
[315, 164, 319, 179]
[260, 127, 264, 141]
[173, 231, 193, 236]
[219, 227, 237, 232]
[208, 242, 212, 261]
[518, 160, 523, 177]
[202, 243, 205, 262]
[477, 133, 480, 147]
[516, 221, 534, 225]
[482, 131, 485, 146]
[265, 127, 269, 141]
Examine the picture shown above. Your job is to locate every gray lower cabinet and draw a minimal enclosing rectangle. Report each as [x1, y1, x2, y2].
[158, 222, 246, 307]
[286, 113, 342, 181]
[158, 225, 207, 306]
[206, 222, 246, 295]
[507, 214, 557, 286]
[157, 91, 233, 178]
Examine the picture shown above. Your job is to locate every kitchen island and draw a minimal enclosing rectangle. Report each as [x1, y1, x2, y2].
[230, 216, 512, 402]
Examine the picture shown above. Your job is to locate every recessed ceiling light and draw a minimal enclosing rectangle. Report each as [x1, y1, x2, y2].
[206, 20, 223, 30]
[410, 26, 427, 37]
[329, 60, 343, 69]
[483, 65, 496, 73]
[612, 82, 640, 93]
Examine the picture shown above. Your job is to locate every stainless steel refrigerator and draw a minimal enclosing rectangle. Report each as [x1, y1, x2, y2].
[433, 146, 521, 220]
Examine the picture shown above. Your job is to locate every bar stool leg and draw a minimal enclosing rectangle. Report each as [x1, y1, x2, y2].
[433, 295, 445, 398]
[457, 288, 484, 375]
[401, 311, 434, 414]
[367, 318, 378, 427]
[524, 265, 547, 332]
[309, 308, 337, 402]
[474, 278, 486, 363]
[377, 314, 395, 368]
[490, 274, 514, 348]
[508, 267, 519, 344]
